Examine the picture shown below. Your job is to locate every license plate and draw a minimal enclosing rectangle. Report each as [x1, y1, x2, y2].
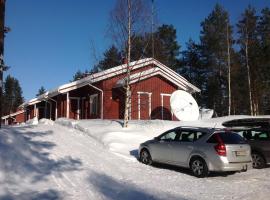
[236, 151, 247, 156]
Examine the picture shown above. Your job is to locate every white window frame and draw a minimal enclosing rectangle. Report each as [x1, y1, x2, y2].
[137, 91, 152, 120]
[160, 93, 172, 120]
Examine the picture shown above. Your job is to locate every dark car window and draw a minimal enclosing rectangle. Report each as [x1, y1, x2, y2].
[177, 130, 206, 142]
[160, 131, 177, 141]
[235, 129, 270, 141]
[207, 132, 246, 144]
[252, 130, 269, 141]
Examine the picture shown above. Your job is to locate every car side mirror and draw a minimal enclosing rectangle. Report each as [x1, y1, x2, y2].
[154, 137, 160, 141]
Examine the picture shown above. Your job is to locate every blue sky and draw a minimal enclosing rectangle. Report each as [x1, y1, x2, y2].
[4, 0, 270, 100]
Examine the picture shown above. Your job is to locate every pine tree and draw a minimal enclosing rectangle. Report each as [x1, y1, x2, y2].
[155, 24, 180, 70]
[237, 5, 261, 115]
[181, 39, 207, 106]
[3, 75, 24, 115]
[36, 86, 46, 97]
[257, 7, 270, 114]
[200, 4, 233, 116]
[97, 45, 122, 70]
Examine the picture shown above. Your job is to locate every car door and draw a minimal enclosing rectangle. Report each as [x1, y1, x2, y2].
[170, 129, 196, 167]
[150, 130, 178, 163]
[250, 129, 270, 162]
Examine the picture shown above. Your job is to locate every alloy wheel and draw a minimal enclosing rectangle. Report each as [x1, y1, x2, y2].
[140, 150, 152, 165]
[252, 153, 265, 169]
[191, 159, 204, 176]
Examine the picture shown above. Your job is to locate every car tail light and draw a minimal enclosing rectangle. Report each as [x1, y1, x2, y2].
[214, 133, 226, 156]
[214, 143, 226, 156]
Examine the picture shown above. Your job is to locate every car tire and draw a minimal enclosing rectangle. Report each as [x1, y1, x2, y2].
[140, 149, 153, 165]
[252, 152, 266, 169]
[190, 157, 209, 178]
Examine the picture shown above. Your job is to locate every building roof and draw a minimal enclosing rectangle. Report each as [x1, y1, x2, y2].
[1, 110, 25, 120]
[25, 58, 200, 106]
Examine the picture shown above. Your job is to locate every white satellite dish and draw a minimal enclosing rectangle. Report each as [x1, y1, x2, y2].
[170, 90, 199, 121]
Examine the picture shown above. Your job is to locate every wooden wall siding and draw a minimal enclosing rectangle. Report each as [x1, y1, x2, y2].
[131, 75, 177, 120]
[28, 105, 35, 119]
[101, 64, 154, 119]
[57, 94, 67, 118]
[15, 112, 25, 123]
[102, 64, 178, 120]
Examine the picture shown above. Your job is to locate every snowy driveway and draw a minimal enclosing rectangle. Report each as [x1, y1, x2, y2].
[0, 120, 270, 200]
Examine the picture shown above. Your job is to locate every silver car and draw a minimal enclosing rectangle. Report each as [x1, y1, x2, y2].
[139, 127, 252, 177]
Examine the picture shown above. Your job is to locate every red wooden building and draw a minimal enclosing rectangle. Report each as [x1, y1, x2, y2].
[1, 109, 25, 125]
[5, 58, 200, 123]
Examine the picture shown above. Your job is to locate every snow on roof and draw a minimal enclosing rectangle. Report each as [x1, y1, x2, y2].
[24, 58, 200, 106]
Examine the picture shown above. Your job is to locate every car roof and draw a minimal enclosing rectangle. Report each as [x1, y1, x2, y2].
[174, 126, 216, 133]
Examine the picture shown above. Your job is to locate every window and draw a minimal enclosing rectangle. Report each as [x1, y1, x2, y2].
[178, 130, 206, 142]
[235, 129, 270, 141]
[251, 130, 269, 141]
[90, 94, 98, 116]
[207, 132, 246, 144]
[160, 131, 177, 141]
[179, 131, 193, 142]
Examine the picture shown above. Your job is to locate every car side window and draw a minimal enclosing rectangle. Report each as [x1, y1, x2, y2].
[178, 131, 206, 142]
[252, 130, 269, 141]
[178, 131, 194, 142]
[160, 131, 177, 141]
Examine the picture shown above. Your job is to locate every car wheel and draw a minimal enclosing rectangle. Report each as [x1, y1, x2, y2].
[190, 157, 209, 178]
[252, 152, 266, 169]
[140, 149, 152, 165]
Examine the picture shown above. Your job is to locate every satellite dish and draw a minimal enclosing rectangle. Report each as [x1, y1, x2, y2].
[170, 90, 199, 121]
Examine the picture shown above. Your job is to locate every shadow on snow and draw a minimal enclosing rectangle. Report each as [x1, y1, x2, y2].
[88, 171, 187, 200]
[0, 126, 82, 198]
[0, 189, 62, 200]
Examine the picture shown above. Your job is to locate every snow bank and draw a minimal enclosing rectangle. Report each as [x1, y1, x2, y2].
[26, 117, 38, 125]
[55, 118, 224, 160]
[55, 115, 270, 160]
[38, 118, 54, 125]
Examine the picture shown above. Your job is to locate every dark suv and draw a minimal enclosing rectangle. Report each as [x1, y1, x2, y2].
[223, 118, 270, 169]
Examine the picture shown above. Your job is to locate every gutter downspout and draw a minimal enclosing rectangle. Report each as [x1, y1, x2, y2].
[88, 84, 103, 119]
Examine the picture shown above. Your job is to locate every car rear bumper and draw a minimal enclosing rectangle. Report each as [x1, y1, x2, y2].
[208, 158, 253, 172]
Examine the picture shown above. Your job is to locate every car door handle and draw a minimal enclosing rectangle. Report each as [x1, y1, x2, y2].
[187, 146, 193, 149]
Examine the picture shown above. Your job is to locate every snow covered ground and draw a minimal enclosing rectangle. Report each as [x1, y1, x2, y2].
[0, 118, 270, 200]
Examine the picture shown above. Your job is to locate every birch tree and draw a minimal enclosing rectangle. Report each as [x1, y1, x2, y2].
[108, 0, 151, 127]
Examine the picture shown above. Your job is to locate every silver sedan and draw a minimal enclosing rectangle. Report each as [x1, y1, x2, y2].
[139, 127, 252, 177]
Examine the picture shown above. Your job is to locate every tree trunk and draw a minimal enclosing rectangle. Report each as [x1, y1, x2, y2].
[123, 0, 131, 128]
[245, 27, 253, 116]
[227, 22, 231, 116]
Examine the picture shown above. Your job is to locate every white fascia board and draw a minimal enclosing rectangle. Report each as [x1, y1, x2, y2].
[153, 60, 200, 92]
[59, 80, 92, 94]
[56, 58, 153, 93]
[27, 97, 41, 106]
[129, 67, 191, 91]
[90, 59, 154, 83]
